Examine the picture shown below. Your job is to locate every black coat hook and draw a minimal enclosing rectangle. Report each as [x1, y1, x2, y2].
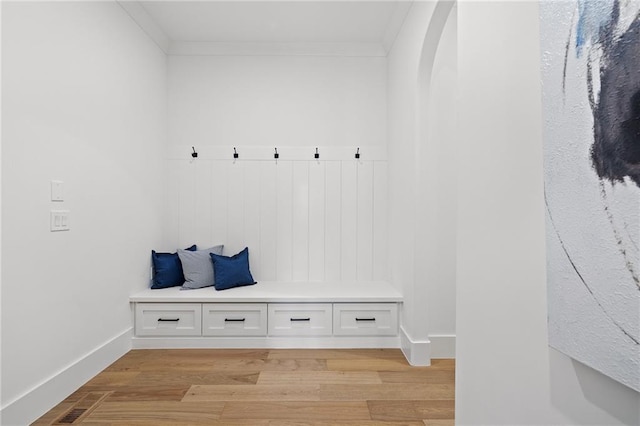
[233, 147, 239, 159]
[314, 147, 319, 159]
[191, 146, 198, 158]
[355, 147, 360, 159]
[274, 148, 279, 159]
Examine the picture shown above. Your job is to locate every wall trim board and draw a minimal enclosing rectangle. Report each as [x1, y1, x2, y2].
[0, 328, 132, 426]
[400, 326, 431, 366]
[132, 336, 400, 350]
[167, 146, 387, 162]
[168, 41, 387, 57]
[429, 334, 456, 359]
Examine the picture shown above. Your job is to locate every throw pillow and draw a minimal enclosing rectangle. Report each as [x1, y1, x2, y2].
[151, 245, 197, 289]
[179, 245, 224, 289]
[210, 247, 257, 291]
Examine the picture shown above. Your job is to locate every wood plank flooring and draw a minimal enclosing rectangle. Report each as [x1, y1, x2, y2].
[33, 349, 455, 425]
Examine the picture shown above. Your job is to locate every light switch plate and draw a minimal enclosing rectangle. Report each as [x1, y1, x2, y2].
[51, 181, 64, 201]
[50, 210, 70, 232]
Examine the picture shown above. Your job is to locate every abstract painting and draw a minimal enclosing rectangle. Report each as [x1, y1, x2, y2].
[540, 0, 640, 392]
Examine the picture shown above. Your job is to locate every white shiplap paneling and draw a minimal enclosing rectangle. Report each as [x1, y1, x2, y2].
[292, 162, 310, 280]
[373, 162, 389, 280]
[226, 161, 245, 255]
[210, 160, 229, 248]
[324, 161, 342, 281]
[169, 158, 387, 281]
[356, 161, 374, 281]
[259, 161, 278, 281]
[244, 163, 262, 278]
[340, 161, 358, 281]
[194, 161, 212, 249]
[276, 161, 294, 281]
[308, 161, 326, 281]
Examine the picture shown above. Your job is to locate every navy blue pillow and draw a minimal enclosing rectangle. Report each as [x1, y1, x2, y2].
[210, 247, 257, 291]
[151, 245, 197, 289]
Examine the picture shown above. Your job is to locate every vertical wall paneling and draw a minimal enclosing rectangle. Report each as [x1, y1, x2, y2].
[244, 162, 262, 278]
[259, 161, 278, 281]
[276, 161, 294, 281]
[373, 162, 389, 280]
[356, 161, 374, 281]
[291, 162, 310, 280]
[226, 161, 245, 255]
[194, 161, 213, 249]
[308, 161, 326, 281]
[341, 161, 358, 281]
[324, 161, 342, 281]
[169, 158, 387, 283]
[178, 160, 197, 247]
[210, 161, 229, 248]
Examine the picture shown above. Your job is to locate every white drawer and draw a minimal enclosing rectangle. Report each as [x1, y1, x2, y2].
[203, 303, 267, 336]
[135, 303, 202, 336]
[333, 303, 398, 336]
[268, 303, 332, 336]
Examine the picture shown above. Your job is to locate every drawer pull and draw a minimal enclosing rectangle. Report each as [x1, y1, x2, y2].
[157, 318, 180, 322]
[355, 317, 376, 322]
[290, 318, 311, 322]
[224, 318, 246, 322]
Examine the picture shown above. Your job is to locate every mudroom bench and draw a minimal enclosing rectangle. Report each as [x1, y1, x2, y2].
[129, 281, 402, 349]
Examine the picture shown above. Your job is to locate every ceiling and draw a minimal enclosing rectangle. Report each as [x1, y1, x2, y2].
[119, 1, 413, 56]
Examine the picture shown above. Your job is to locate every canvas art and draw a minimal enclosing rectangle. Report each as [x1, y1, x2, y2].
[540, 0, 640, 392]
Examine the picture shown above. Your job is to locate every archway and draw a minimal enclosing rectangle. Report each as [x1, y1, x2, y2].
[411, 0, 457, 362]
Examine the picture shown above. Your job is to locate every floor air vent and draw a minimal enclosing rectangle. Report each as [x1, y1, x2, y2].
[55, 408, 86, 424]
[53, 392, 110, 424]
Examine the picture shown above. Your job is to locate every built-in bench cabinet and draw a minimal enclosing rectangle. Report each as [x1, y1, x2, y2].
[130, 281, 402, 349]
[204, 303, 267, 337]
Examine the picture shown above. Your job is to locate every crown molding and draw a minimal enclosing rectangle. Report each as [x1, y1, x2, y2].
[168, 41, 387, 57]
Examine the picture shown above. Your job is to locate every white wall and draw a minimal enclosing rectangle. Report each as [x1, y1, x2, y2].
[0, 0, 3, 413]
[168, 55, 386, 149]
[456, 1, 640, 424]
[387, 0, 457, 361]
[1, 2, 167, 424]
[165, 51, 389, 284]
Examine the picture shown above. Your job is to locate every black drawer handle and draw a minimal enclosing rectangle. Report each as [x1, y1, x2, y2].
[290, 318, 311, 322]
[158, 318, 180, 322]
[356, 318, 376, 322]
[225, 318, 246, 322]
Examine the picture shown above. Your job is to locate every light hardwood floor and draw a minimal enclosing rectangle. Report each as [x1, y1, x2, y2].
[34, 349, 455, 425]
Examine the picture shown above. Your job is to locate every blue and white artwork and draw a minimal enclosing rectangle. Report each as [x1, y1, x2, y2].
[540, 0, 640, 392]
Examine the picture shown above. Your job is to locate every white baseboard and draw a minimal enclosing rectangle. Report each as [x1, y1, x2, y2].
[0, 328, 132, 426]
[429, 334, 456, 358]
[400, 326, 431, 366]
[132, 335, 400, 350]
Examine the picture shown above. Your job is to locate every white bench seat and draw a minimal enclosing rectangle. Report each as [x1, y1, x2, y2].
[129, 281, 402, 303]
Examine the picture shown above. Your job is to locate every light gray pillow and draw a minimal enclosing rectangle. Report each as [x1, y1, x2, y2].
[178, 245, 224, 289]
